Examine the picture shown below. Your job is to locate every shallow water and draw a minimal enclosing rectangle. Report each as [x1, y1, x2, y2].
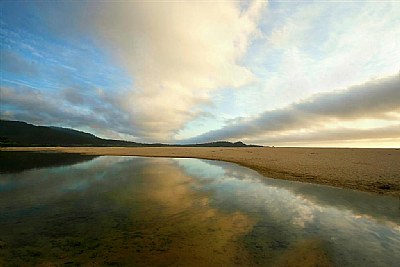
[0, 153, 399, 266]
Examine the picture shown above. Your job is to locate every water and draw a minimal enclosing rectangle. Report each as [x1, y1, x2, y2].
[0, 152, 399, 266]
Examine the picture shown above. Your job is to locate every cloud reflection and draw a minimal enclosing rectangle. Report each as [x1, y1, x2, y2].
[176, 158, 400, 267]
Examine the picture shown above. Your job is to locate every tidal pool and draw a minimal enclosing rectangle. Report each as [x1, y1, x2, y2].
[0, 152, 399, 266]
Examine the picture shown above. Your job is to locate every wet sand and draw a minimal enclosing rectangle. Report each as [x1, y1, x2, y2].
[1, 147, 399, 197]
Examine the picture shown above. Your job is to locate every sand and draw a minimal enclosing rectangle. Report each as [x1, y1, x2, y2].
[1, 146, 399, 197]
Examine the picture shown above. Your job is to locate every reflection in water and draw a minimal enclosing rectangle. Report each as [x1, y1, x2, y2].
[0, 155, 399, 266]
[177, 159, 400, 266]
[0, 151, 97, 173]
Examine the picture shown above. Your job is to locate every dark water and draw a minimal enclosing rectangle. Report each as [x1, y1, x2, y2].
[0, 153, 399, 266]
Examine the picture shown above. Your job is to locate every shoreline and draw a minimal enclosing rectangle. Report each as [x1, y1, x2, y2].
[1, 146, 399, 197]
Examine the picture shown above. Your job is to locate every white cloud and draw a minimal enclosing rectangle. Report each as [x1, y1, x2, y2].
[89, 1, 266, 141]
[181, 2, 400, 146]
[248, 124, 400, 145]
[235, 2, 400, 115]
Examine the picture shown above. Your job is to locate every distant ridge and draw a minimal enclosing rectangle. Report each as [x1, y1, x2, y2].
[0, 120, 261, 147]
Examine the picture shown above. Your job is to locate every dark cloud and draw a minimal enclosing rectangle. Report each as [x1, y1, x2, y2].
[0, 86, 136, 140]
[0, 50, 38, 76]
[187, 74, 400, 143]
[295, 75, 400, 118]
[62, 88, 87, 105]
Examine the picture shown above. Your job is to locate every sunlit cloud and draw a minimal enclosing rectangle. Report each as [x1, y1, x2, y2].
[187, 74, 400, 145]
[1, 1, 399, 146]
[85, 1, 266, 141]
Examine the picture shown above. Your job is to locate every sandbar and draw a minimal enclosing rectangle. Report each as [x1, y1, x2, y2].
[1, 147, 399, 197]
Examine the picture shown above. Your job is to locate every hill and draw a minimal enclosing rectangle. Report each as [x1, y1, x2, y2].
[0, 120, 143, 147]
[0, 120, 261, 147]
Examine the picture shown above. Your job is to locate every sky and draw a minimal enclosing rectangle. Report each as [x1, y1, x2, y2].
[0, 1, 399, 147]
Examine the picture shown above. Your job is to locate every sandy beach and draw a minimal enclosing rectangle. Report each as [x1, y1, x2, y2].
[1, 147, 399, 197]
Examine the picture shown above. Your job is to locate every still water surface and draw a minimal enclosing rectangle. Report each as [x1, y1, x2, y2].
[0, 152, 399, 266]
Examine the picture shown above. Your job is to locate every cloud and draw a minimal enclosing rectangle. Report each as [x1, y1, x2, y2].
[0, 50, 38, 76]
[187, 74, 400, 143]
[0, 85, 136, 140]
[2, 1, 398, 146]
[86, 1, 266, 141]
[240, 2, 400, 115]
[250, 124, 400, 144]
[1, 1, 267, 142]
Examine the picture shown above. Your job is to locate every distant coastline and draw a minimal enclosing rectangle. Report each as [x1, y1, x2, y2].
[0, 120, 261, 148]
